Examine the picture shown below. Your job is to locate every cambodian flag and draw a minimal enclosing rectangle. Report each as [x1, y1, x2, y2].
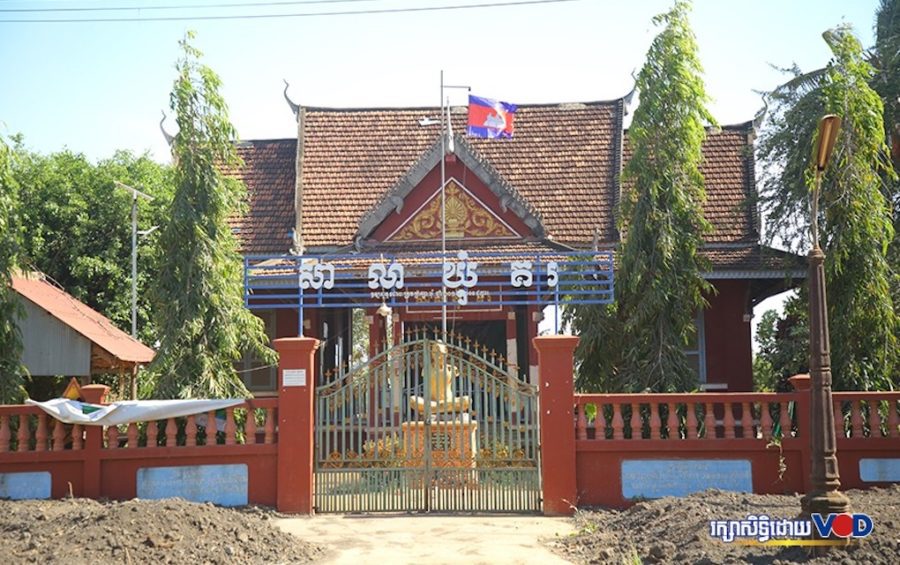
[467, 95, 517, 139]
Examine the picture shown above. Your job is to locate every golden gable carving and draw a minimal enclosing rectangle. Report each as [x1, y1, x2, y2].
[391, 181, 515, 241]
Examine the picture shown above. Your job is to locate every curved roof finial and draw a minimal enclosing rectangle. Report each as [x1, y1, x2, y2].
[622, 68, 637, 114]
[283, 79, 300, 117]
[159, 110, 174, 147]
[752, 93, 769, 131]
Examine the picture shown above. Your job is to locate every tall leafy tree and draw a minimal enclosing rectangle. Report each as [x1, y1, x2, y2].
[755, 68, 827, 251]
[874, 0, 900, 168]
[11, 142, 172, 345]
[873, 0, 900, 314]
[756, 20, 899, 390]
[616, 0, 714, 391]
[149, 33, 274, 399]
[819, 27, 897, 389]
[0, 133, 26, 403]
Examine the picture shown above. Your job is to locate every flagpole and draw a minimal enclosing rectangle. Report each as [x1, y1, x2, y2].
[438, 75, 471, 342]
[440, 70, 447, 341]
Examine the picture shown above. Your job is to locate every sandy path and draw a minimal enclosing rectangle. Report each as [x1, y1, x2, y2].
[277, 513, 575, 564]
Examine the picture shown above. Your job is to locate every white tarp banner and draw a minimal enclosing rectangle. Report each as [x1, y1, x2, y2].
[25, 398, 245, 427]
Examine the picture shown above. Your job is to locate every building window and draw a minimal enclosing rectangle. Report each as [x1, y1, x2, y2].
[240, 310, 277, 393]
[685, 309, 707, 385]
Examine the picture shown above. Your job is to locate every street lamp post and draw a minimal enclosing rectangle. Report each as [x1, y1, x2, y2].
[800, 114, 850, 524]
[114, 181, 154, 339]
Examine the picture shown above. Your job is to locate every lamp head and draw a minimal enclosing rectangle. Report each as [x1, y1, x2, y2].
[814, 114, 841, 172]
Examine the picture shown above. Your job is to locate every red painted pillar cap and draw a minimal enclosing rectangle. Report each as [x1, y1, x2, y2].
[81, 384, 110, 404]
[273, 336, 320, 353]
[789, 374, 811, 391]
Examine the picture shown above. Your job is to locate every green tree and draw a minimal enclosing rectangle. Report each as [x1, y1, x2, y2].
[148, 33, 274, 399]
[757, 22, 898, 390]
[819, 27, 897, 390]
[616, 0, 714, 391]
[565, 302, 624, 392]
[753, 296, 809, 392]
[0, 133, 26, 403]
[11, 143, 173, 345]
[874, 0, 900, 169]
[756, 67, 827, 250]
[873, 0, 900, 315]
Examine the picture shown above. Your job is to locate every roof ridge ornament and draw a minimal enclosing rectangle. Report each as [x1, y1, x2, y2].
[283, 79, 300, 117]
[752, 93, 769, 131]
[159, 111, 174, 147]
[622, 69, 637, 115]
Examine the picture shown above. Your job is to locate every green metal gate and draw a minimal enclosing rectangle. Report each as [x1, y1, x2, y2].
[314, 328, 541, 513]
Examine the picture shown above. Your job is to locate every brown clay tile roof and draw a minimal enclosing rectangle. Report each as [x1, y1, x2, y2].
[230, 103, 764, 261]
[702, 245, 806, 275]
[300, 101, 622, 249]
[622, 123, 758, 244]
[226, 139, 297, 254]
[12, 273, 155, 364]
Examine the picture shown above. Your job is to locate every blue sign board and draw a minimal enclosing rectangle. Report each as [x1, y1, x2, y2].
[0, 471, 51, 500]
[859, 458, 900, 482]
[137, 464, 248, 506]
[621, 459, 753, 499]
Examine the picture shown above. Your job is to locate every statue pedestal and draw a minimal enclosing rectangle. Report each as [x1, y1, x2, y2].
[400, 420, 478, 470]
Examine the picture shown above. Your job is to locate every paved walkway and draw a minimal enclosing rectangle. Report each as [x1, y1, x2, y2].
[276, 514, 576, 564]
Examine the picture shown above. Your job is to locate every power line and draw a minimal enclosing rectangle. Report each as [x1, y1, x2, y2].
[0, 0, 377, 13]
[0, 0, 580, 23]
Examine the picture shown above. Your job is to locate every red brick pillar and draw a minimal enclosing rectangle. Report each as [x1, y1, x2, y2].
[80, 384, 109, 499]
[274, 337, 320, 514]
[534, 335, 579, 516]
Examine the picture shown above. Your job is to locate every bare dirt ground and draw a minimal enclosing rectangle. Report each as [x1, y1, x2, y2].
[549, 486, 900, 564]
[275, 513, 575, 564]
[0, 497, 325, 564]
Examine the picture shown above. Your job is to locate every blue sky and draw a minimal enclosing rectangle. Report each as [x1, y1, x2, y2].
[0, 0, 881, 162]
[0, 0, 882, 334]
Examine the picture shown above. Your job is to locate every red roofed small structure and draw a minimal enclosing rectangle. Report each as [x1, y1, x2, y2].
[12, 273, 154, 381]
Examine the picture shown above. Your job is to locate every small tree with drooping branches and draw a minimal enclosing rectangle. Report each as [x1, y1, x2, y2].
[616, 0, 714, 391]
[569, 1, 714, 392]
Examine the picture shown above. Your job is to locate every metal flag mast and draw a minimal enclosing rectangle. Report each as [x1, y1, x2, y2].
[439, 70, 470, 340]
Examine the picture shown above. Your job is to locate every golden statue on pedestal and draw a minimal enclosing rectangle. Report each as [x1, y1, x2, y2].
[411, 341, 470, 416]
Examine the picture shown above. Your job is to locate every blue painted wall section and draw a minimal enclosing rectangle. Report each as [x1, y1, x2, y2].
[137, 464, 249, 506]
[0, 471, 52, 500]
[859, 458, 900, 482]
[621, 459, 753, 499]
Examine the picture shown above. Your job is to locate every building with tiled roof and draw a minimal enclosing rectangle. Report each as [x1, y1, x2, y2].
[232, 96, 804, 393]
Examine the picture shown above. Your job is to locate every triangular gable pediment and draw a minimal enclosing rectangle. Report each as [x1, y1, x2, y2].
[385, 178, 520, 242]
[357, 135, 544, 244]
